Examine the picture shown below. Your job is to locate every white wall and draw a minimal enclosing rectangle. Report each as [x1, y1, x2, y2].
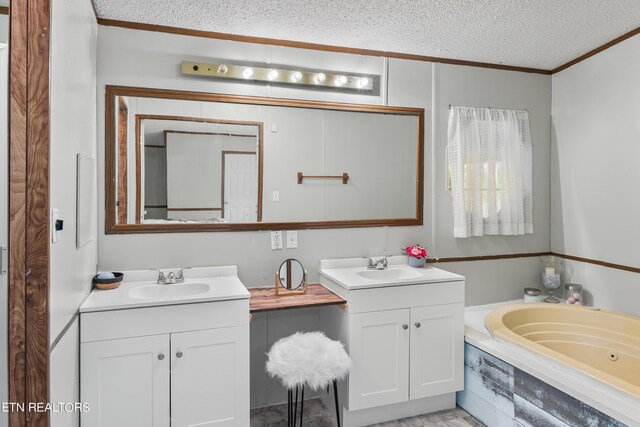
[551, 34, 640, 316]
[434, 64, 551, 257]
[97, 27, 551, 299]
[49, 0, 97, 424]
[49, 319, 80, 426]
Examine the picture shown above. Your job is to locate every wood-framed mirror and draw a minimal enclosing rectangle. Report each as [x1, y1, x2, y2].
[105, 85, 424, 233]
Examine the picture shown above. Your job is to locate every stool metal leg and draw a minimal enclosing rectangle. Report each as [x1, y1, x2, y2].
[293, 386, 298, 426]
[299, 385, 305, 427]
[333, 379, 341, 427]
[287, 389, 292, 427]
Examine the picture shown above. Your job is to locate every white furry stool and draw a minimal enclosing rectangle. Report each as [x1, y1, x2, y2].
[266, 332, 351, 427]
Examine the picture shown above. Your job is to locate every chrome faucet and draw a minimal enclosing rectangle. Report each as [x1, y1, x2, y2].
[157, 268, 186, 284]
[367, 256, 388, 270]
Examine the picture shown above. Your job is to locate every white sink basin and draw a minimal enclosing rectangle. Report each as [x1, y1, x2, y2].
[357, 268, 422, 281]
[129, 282, 211, 300]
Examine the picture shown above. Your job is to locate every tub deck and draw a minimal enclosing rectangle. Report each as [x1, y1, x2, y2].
[462, 300, 640, 426]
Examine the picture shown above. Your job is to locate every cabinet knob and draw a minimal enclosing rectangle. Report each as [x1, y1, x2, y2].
[415, 322, 421, 328]
[402, 324, 408, 330]
[176, 351, 183, 358]
[157, 354, 165, 360]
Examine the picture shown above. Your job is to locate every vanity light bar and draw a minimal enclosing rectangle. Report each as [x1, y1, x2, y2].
[181, 61, 375, 91]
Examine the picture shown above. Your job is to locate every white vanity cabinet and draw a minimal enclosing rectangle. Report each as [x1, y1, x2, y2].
[79, 267, 250, 427]
[320, 257, 464, 425]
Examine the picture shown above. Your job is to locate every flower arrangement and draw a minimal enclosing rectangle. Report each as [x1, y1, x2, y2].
[405, 245, 428, 259]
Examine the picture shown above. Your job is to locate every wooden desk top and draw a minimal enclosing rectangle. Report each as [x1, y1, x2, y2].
[249, 284, 346, 313]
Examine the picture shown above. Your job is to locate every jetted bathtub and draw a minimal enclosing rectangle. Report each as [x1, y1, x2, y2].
[485, 303, 640, 399]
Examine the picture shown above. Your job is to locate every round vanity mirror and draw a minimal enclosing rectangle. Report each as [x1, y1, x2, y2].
[277, 259, 306, 291]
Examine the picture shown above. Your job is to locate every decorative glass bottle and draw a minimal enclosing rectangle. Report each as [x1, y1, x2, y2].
[539, 255, 563, 303]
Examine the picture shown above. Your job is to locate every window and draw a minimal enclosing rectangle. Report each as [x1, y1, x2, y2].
[447, 106, 533, 238]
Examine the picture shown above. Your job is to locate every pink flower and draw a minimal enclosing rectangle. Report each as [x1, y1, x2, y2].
[405, 245, 428, 259]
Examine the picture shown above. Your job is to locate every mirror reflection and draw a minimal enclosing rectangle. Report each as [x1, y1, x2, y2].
[107, 87, 423, 232]
[278, 259, 306, 290]
[135, 114, 261, 224]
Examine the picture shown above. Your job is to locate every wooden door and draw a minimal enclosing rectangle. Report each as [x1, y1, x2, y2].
[171, 326, 250, 427]
[81, 335, 170, 427]
[117, 96, 128, 224]
[348, 309, 410, 411]
[223, 151, 257, 223]
[409, 303, 464, 400]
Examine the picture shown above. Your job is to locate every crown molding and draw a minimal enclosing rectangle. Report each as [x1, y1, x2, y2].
[96, 18, 552, 75]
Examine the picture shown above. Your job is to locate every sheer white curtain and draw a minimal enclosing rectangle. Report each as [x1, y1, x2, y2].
[447, 107, 533, 238]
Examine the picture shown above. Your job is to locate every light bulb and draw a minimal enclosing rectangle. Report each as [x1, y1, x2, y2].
[268, 69, 279, 80]
[315, 73, 326, 83]
[243, 67, 254, 79]
[217, 64, 228, 74]
[291, 71, 303, 81]
[336, 75, 348, 86]
[359, 77, 369, 88]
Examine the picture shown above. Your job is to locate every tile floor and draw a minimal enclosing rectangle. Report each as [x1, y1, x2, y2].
[250, 399, 484, 426]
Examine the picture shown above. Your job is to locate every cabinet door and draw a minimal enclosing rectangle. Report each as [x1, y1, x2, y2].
[171, 326, 249, 427]
[410, 303, 464, 400]
[348, 309, 410, 411]
[81, 335, 170, 427]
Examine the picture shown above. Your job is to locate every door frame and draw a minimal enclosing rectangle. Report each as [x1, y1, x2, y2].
[0, 42, 9, 427]
[221, 151, 261, 222]
[8, 1, 51, 426]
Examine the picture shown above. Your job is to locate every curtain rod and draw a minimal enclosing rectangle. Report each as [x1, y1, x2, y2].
[448, 104, 528, 113]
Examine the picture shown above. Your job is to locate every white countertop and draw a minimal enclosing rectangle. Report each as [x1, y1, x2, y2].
[80, 266, 250, 313]
[320, 255, 464, 290]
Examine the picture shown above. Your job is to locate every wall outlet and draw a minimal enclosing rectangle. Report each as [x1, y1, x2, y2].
[286, 231, 298, 248]
[271, 231, 283, 250]
[272, 191, 280, 202]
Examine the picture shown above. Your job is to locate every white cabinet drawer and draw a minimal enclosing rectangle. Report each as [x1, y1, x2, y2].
[81, 299, 249, 342]
[346, 281, 464, 313]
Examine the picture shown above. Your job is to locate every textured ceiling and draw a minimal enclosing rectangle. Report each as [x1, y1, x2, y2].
[93, 1, 639, 70]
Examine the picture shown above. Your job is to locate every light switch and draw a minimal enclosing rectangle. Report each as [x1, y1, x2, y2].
[271, 123, 278, 133]
[51, 208, 60, 243]
[272, 191, 280, 202]
[286, 231, 298, 249]
[271, 231, 283, 250]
